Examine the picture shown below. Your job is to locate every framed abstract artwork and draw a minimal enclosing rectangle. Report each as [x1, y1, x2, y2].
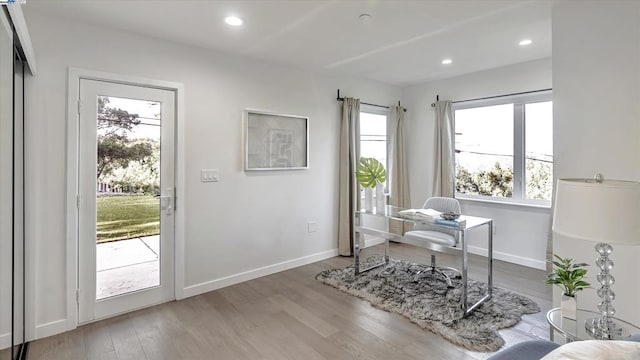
[244, 110, 309, 171]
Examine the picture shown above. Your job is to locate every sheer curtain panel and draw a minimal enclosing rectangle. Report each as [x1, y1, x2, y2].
[338, 97, 360, 256]
[432, 100, 455, 197]
[388, 105, 411, 234]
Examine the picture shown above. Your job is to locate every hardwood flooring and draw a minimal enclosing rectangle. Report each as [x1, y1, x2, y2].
[26, 243, 552, 360]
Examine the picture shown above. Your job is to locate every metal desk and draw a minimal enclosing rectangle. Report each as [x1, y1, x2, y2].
[353, 205, 493, 318]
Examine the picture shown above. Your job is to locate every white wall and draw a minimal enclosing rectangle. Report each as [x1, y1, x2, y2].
[552, 1, 640, 325]
[402, 58, 553, 269]
[23, 9, 401, 338]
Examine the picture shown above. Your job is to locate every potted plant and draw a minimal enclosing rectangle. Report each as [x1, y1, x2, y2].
[355, 157, 387, 212]
[546, 254, 590, 319]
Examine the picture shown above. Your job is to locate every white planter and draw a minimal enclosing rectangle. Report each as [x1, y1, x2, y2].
[561, 294, 577, 320]
[375, 182, 385, 213]
[364, 187, 373, 212]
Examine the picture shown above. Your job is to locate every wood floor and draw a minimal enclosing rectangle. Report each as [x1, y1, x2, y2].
[26, 243, 552, 360]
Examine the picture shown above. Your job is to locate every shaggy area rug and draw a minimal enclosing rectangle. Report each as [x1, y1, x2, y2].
[316, 257, 540, 352]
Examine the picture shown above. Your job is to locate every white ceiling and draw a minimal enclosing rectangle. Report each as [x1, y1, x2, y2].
[25, 0, 553, 86]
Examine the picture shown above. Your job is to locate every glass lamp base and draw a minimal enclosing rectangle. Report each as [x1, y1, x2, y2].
[585, 317, 623, 339]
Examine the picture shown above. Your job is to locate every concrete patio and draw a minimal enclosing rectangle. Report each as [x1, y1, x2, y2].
[96, 235, 159, 299]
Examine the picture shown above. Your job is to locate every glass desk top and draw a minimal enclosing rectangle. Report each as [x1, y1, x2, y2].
[356, 205, 491, 231]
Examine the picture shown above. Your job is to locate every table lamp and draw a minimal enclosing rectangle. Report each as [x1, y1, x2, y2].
[552, 175, 640, 339]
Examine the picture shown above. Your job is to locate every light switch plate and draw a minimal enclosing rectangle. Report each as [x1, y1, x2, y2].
[201, 169, 219, 182]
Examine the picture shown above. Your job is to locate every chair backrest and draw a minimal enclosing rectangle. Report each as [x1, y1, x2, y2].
[422, 197, 461, 214]
[413, 197, 461, 243]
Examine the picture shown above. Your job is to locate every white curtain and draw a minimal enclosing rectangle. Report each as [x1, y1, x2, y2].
[338, 97, 360, 256]
[388, 105, 411, 235]
[432, 100, 455, 197]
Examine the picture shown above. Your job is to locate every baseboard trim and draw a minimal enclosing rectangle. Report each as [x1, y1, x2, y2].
[361, 238, 545, 270]
[0, 335, 31, 354]
[364, 237, 385, 248]
[0, 332, 9, 350]
[468, 245, 546, 270]
[181, 248, 339, 299]
[34, 319, 68, 340]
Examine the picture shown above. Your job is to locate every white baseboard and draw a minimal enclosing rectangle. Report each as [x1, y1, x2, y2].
[0, 332, 9, 350]
[0, 318, 67, 350]
[181, 248, 339, 299]
[468, 245, 546, 270]
[364, 237, 385, 248]
[360, 238, 545, 270]
[34, 319, 68, 340]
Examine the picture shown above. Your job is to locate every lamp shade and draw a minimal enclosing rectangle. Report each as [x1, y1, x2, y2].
[552, 178, 640, 245]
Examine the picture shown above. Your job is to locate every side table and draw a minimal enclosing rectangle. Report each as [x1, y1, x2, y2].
[547, 308, 640, 342]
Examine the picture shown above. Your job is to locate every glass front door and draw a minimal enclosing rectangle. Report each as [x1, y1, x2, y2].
[78, 79, 175, 323]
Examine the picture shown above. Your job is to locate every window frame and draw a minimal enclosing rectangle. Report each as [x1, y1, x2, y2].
[453, 91, 552, 207]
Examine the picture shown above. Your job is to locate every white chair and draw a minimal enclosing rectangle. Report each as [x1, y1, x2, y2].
[403, 197, 461, 287]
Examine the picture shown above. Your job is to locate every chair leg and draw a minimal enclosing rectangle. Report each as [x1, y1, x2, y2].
[431, 267, 454, 288]
[414, 254, 460, 288]
[432, 254, 461, 278]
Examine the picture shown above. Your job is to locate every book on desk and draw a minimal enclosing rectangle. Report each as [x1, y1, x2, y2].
[434, 217, 466, 228]
[397, 208, 441, 219]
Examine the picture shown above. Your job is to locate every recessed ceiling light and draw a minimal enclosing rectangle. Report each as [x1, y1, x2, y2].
[442, 59, 452, 65]
[519, 39, 532, 46]
[224, 16, 244, 26]
[359, 13, 373, 22]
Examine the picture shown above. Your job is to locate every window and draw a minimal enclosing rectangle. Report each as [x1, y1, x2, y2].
[359, 106, 389, 192]
[359, 107, 388, 170]
[454, 92, 553, 205]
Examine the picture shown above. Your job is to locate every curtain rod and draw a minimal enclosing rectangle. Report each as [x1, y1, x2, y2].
[430, 88, 552, 107]
[337, 89, 407, 112]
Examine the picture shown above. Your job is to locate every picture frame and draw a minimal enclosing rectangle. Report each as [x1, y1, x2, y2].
[244, 110, 309, 171]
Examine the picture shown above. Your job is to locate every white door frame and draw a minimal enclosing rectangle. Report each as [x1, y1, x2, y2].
[66, 67, 186, 330]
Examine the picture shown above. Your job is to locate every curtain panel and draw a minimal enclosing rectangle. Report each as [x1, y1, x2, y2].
[338, 97, 360, 256]
[432, 100, 455, 198]
[388, 105, 411, 235]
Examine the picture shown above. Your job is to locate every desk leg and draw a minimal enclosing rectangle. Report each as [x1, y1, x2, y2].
[488, 220, 493, 297]
[462, 222, 494, 317]
[461, 229, 468, 314]
[384, 238, 389, 265]
[353, 212, 390, 275]
[354, 212, 361, 275]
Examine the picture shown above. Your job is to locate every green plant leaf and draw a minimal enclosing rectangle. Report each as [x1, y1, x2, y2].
[355, 157, 387, 188]
[573, 269, 587, 277]
[546, 253, 590, 297]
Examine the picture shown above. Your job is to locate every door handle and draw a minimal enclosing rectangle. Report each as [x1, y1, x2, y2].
[160, 187, 173, 215]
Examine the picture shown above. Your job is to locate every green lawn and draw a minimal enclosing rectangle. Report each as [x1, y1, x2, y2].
[97, 195, 160, 243]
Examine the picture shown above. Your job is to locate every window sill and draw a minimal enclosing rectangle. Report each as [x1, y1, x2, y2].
[456, 195, 551, 210]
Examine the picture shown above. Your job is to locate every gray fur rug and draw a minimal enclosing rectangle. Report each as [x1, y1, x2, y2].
[316, 257, 539, 352]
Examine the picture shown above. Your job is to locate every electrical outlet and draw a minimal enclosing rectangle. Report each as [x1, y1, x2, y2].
[201, 169, 219, 182]
[308, 221, 317, 233]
